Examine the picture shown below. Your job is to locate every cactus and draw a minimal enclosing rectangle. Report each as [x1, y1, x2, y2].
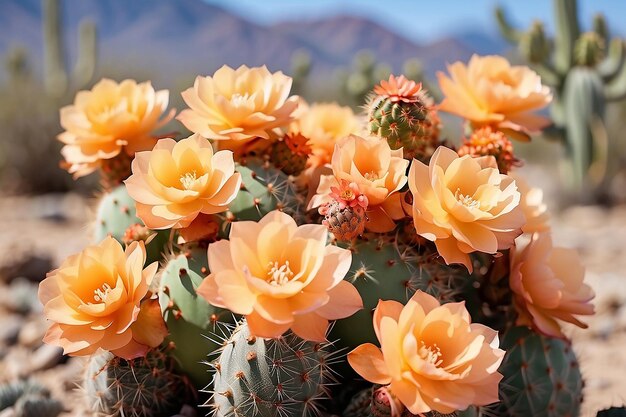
[94, 183, 169, 265]
[226, 158, 305, 225]
[367, 80, 440, 162]
[0, 380, 48, 410]
[562, 67, 606, 189]
[290, 49, 312, 96]
[159, 245, 233, 389]
[481, 326, 583, 417]
[43, 0, 67, 97]
[73, 20, 98, 88]
[208, 321, 336, 417]
[83, 349, 193, 417]
[329, 231, 469, 350]
[495, 0, 626, 194]
[336, 50, 392, 107]
[14, 395, 64, 417]
[4, 46, 31, 83]
[269, 133, 311, 176]
[42, 0, 97, 97]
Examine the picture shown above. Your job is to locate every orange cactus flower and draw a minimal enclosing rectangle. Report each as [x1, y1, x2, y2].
[438, 55, 552, 138]
[290, 102, 362, 169]
[373, 74, 422, 103]
[310, 135, 408, 233]
[38, 237, 166, 360]
[348, 291, 504, 415]
[510, 233, 595, 338]
[408, 146, 525, 272]
[196, 210, 362, 341]
[59, 78, 174, 178]
[510, 173, 551, 234]
[124, 134, 241, 230]
[177, 65, 299, 154]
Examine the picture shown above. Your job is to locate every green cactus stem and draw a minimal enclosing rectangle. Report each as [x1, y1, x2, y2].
[329, 231, 469, 351]
[159, 244, 234, 389]
[83, 349, 194, 417]
[208, 320, 337, 417]
[483, 326, 583, 417]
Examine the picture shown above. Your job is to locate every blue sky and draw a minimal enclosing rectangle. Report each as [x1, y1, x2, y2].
[201, 0, 626, 43]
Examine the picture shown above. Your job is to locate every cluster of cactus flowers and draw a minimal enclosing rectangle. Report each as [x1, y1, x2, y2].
[36, 58, 598, 417]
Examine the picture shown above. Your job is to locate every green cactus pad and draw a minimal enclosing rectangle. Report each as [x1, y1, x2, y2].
[94, 184, 169, 265]
[227, 158, 305, 225]
[209, 321, 335, 417]
[330, 233, 469, 351]
[159, 245, 233, 389]
[485, 326, 583, 417]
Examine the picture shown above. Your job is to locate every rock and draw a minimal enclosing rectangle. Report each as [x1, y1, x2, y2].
[18, 318, 47, 348]
[0, 408, 16, 417]
[0, 250, 52, 283]
[29, 345, 63, 373]
[2, 278, 41, 315]
[0, 315, 22, 345]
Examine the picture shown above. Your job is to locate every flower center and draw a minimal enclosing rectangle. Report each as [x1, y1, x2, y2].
[266, 261, 294, 286]
[340, 189, 355, 201]
[231, 93, 250, 107]
[364, 171, 379, 181]
[93, 283, 112, 303]
[419, 341, 443, 367]
[180, 171, 198, 190]
[455, 188, 480, 209]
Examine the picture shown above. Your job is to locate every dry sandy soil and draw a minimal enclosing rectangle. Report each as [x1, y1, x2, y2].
[0, 179, 624, 416]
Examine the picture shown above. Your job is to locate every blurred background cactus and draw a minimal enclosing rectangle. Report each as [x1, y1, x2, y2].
[496, 0, 626, 201]
[335, 50, 392, 107]
[43, 0, 97, 97]
[0, 0, 100, 194]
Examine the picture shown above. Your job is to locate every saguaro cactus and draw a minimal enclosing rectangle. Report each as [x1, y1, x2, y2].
[42, 0, 98, 97]
[496, 0, 626, 194]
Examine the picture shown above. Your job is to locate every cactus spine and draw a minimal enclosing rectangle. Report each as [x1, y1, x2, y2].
[495, 0, 626, 194]
[83, 349, 193, 417]
[208, 321, 336, 417]
[226, 158, 305, 225]
[43, 0, 98, 97]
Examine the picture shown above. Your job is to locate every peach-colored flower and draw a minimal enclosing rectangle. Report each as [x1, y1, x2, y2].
[408, 146, 525, 272]
[510, 173, 550, 234]
[310, 135, 408, 233]
[510, 233, 594, 338]
[177, 65, 299, 154]
[59, 78, 174, 178]
[124, 134, 241, 230]
[38, 237, 166, 360]
[438, 55, 552, 137]
[196, 210, 362, 341]
[348, 291, 504, 414]
[290, 102, 362, 169]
